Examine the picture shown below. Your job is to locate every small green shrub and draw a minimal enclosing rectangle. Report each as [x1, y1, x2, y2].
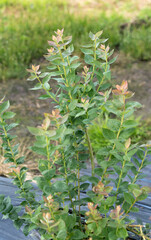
[0, 29, 151, 240]
[88, 115, 151, 153]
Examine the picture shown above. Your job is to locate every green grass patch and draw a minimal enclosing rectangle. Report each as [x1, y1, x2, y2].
[0, 0, 151, 80]
[121, 26, 151, 60]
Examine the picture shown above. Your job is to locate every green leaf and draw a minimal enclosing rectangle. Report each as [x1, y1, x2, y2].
[107, 49, 114, 57]
[131, 206, 139, 212]
[27, 223, 37, 232]
[124, 192, 135, 204]
[2, 111, 16, 119]
[16, 156, 25, 164]
[42, 169, 56, 180]
[128, 183, 140, 192]
[47, 66, 57, 70]
[60, 213, 75, 229]
[23, 224, 30, 236]
[69, 99, 78, 111]
[108, 231, 117, 240]
[46, 129, 56, 137]
[70, 56, 79, 63]
[103, 70, 111, 80]
[94, 167, 103, 175]
[4, 158, 14, 164]
[70, 63, 81, 69]
[57, 229, 67, 240]
[109, 56, 118, 64]
[30, 83, 42, 90]
[100, 38, 108, 43]
[102, 128, 115, 140]
[95, 30, 103, 38]
[3, 196, 12, 213]
[123, 120, 138, 128]
[67, 44, 74, 53]
[28, 127, 45, 136]
[6, 123, 18, 131]
[137, 192, 148, 201]
[39, 94, 50, 100]
[0, 101, 10, 114]
[127, 148, 137, 158]
[59, 114, 68, 124]
[42, 75, 51, 84]
[43, 82, 50, 90]
[120, 128, 135, 138]
[114, 140, 125, 152]
[27, 75, 36, 81]
[38, 159, 48, 172]
[117, 228, 128, 238]
[84, 54, 94, 64]
[39, 72, 49, 78]
[87, 176, 99, 185]
[14, 219, 24, 230]
[71, 229, 86, 239]
[52, 181, 67, 192]
[132, 189, 142, 198]
[99, 82, 111, 91]
[97, 147, 109, 155]
[64, 128, 74, 135]
[107, 119, 121, 131]
[0, 195, 5, 203]
[31, 146, 47, 156]
[80, 183, 90, 191]
[105, 196, 116, 206]
[75, 110, 86, 118]
[89, 31, 95, 40]
[126, 101, 142, 109]
[80, 48, 93, 55]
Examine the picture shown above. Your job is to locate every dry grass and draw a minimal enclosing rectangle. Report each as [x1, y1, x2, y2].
[68, 0, 151, 18]
[0, 137, 39, 179]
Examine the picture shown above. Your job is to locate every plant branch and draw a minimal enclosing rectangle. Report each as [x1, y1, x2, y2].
[36, 74, 59, 103]
[132, 148, 148, 184]
[127, 226, 151, 240]
[85, 127, 95, 177]
[101, 96, 125, 181]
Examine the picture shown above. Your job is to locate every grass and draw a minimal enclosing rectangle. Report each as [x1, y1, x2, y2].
[0, 0, 151, 80]
[121, 26, 151, 60]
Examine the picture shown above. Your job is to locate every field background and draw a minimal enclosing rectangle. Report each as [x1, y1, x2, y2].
[1, 0, 151, 79]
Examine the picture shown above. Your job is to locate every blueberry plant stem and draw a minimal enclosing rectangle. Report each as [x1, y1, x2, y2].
[85, 127, 95, 177]
[116, 149, 128, 198]
[132, 149, 148, 184]
[91, 38, 96, 81]
[0, 117, 32, 205]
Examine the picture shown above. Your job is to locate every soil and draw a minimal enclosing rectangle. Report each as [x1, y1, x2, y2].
[0, 55, 151, 178]
[112, 54, 151, 119]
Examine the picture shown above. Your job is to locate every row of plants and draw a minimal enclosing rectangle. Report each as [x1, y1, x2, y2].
[1, 0, 151, 80]
[0, 29, 151, 239]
